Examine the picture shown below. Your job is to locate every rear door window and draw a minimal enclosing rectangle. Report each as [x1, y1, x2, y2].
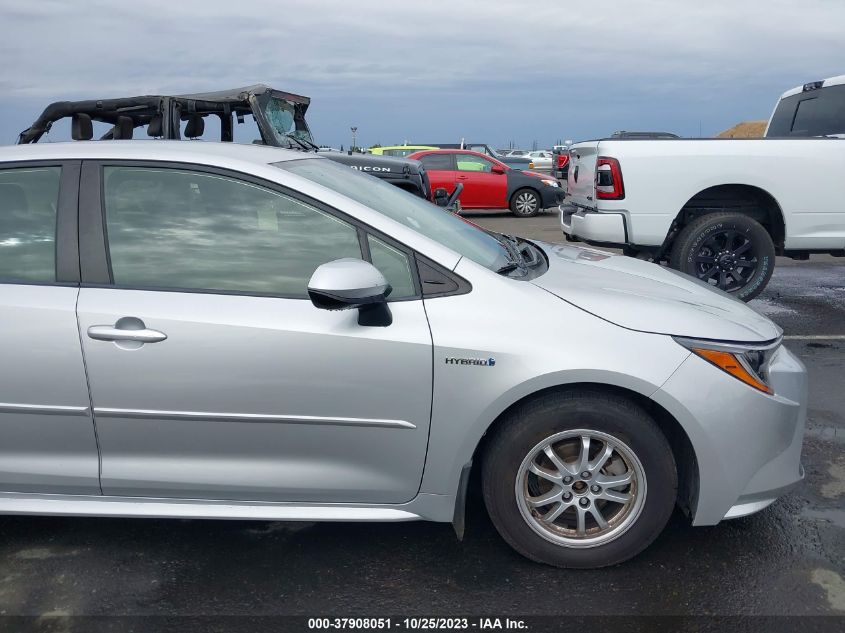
[0, 166, 60, 283]
[419, 154, 454, 170]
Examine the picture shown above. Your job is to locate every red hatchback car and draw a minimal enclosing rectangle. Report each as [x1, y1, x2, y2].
[407, 149, 564, 217]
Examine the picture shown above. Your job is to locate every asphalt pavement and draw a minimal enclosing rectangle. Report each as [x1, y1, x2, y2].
[0, 210, 842, 626]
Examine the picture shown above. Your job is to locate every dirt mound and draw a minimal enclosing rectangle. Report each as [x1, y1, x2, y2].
[717, 121, 768, 138]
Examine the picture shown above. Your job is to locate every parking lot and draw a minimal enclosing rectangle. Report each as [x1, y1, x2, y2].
[0, 210, 842, 624]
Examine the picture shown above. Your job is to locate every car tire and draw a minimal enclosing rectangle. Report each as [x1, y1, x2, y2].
[481, 390, 676, 568]
[510, 188, 541, 217]
[669, 212, 775, 301]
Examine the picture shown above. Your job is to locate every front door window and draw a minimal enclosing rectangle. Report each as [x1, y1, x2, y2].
[102, 166, 362, 297]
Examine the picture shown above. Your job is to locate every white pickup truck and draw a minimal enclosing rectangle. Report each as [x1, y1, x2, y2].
[561, 75, 845, 300]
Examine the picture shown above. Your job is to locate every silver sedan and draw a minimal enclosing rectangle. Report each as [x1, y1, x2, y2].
[0, 141, 805, 567]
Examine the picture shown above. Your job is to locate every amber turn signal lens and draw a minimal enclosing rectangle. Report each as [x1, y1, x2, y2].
[692, 349, 773, 395]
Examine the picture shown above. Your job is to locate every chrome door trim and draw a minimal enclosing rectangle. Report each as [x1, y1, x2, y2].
[0, 403, 91, 417]
[93, 408, 416, 429]
[0, 491, 421, 522]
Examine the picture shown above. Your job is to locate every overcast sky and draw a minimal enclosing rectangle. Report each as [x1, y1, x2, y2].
[1, 0, 843, 148]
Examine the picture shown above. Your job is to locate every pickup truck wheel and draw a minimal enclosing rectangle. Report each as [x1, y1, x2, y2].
[510, 188, 541, 217]
[482, 391, 676, 568]
[669, 212, 775, 301]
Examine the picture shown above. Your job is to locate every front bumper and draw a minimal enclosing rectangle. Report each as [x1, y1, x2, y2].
[651, 344, 807, 525]
[540, 186, 565, 209]
[722, 464, 804, 519]
[560, 202, 627, 244]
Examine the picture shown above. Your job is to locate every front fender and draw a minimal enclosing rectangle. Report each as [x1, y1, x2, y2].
[420, 368, 670, 498]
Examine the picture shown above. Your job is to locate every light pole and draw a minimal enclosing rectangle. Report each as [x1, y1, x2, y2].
[351, 127, 358, 153]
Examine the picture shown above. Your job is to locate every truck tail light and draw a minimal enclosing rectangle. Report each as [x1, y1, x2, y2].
[557, 154, 569, 169]
[595, 156, 625, 200]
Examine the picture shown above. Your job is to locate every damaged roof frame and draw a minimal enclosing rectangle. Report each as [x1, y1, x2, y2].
[17, 84, 311, 145]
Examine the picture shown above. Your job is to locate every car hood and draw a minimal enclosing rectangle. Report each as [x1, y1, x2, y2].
[326, 153, 422, 173]
[522, 170, 552, 179]
[532, 242, 781, 342]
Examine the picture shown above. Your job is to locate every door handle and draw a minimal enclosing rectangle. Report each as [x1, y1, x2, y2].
[88, 320, 167, 343]
[456, 175, 468, 180]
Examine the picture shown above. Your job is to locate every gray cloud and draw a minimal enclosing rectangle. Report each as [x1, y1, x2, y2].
[1, 0, 843, 145]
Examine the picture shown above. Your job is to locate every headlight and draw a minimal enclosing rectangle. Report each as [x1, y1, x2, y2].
[673, 336, 781, 395]
[540, 179, 559, 187]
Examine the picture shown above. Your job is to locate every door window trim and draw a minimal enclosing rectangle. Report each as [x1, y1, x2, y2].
[79, 159, 429, 301]
[0, 159, 80, 287]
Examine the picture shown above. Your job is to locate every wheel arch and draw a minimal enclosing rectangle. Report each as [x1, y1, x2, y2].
[509, 185, 542, 207]
[665, 184, 786, 253]
[463, 382, 699, 522]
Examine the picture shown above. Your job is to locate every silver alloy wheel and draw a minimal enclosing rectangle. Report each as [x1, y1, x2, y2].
[515, 429, 647, 549]
[514, 191, 539, 214]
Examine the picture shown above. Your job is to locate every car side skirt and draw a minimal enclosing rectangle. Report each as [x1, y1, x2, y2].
[0, 491, 457, 523]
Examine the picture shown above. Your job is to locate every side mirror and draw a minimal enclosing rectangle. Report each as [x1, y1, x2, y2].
[491, 165, 506, 175]
[308, 259, 393, 326]
[433, 187, 450, 207]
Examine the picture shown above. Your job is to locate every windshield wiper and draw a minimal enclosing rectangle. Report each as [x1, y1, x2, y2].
[496, 262, 520, 275]
[495, 235, 524, 265]
[279, 133, 310, 150]
[283, 133, 320, 151]
[492, 234, 527, 276]
[502, 234, 544, 269]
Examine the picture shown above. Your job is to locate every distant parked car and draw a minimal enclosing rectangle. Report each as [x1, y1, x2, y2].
[407, 149, 563, 217]
[505, 149, 530, 157]
[417, 143, 534, 170]
[369, 145, 438, 157]
[527, 151, 554, 169]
